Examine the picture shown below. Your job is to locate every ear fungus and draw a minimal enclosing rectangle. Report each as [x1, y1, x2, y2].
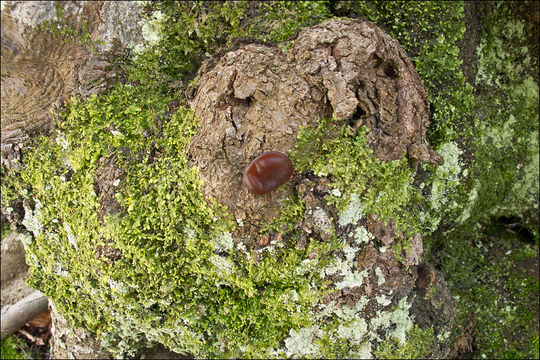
[243, 151, 294, 195]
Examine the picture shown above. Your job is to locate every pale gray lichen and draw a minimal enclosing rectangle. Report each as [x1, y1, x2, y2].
[424, 141, 464, 231]
[508, 131, 539, 212]
[376, 294, 391, 307]
[338, 193, 365, 227]
[284, 325, 323, 358]
[331, 188, 342, 197]
[22, 199, 43, 237]
[369, 297, 413, 344]
[354, 341, 373, 359]
[211, 231, 234, 252]
[375, 267, 385, 285]
[337, 268, 369, 290]
[18, 232, 33, 248]
[296, 258, 318, 276]
[458, 181, 479, 223]
[342, 244, 357, 263]
[336, 318, 368, 343]
[56, 131, 71, 150]
[64, 223, 77, 249]
[281, 289, 299, 304]
[110, 130, 124, 138]
[210, 254, 235, 275]
[109, 280, 128, 295]
[319, 241, 369, 290]
[235, 241, 248, 255]
[53, 263, 69, 277]
[353, 226, 374, 245]
[437, 330, 451, 341]
[133, 10, 164, 53]
[47, 232, 60, 246]
[430, 142, 463, 211]
[184, 227, 196, 240]
[315, 297, 369, 322]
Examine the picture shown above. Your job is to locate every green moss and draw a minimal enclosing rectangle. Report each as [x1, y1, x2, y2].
[260, 194, 305, 234]
[6, 1, 538, 358]
[404, 0, 539, 248]
[418, 3, 539, 358]
[123, 1, 333, 95]
[291, 118, 423, 249]
[240, 1, 332, 44]
[4, 82, 345, 358]
[1, 336, 26, 360]
[441, 226, 539, 359]
[124, 1, 249, 94]
[373, 324, 435, 359]
[292, 120, 416, 224]
[8, 92, 428, 357]
[1, 222, 11, 239]
[468, 2, 539, 231]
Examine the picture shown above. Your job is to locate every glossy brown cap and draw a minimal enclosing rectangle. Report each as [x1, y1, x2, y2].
[243, 151, 294, 195]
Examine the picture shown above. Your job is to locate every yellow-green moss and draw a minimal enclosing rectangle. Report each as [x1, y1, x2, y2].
[373, 324, 435, 359]
[6, 83, 348, 357]
[291, 118, 423, 254]
[1, 336, 26, 360]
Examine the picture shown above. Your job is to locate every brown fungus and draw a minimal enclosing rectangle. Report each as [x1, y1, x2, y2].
[243, 151, 294, 195]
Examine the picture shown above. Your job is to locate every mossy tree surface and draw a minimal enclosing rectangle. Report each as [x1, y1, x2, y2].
[8, 84, 339, 357]
[2, 0, 538, 358]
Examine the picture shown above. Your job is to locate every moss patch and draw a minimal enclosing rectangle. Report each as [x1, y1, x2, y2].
[1, 336, 26, 360]
[122, 1, 333, 95]
[40, 2, 105, 53]
[441, 224, 539, 359]
[469, 2, 539, 232]
[373, 324, 435, 359]
[291, 118, 422, 251]
[4, 83, 346, 357]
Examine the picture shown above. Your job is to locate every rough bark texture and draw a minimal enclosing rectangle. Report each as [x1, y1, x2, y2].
[1, 11, 455, 356]
[186, 21, 454, 347]
[188, 19, 442, 244]
[1, 231, 34, 306]
[0, 1, 144, 354]
[0, 1, 143, 169]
